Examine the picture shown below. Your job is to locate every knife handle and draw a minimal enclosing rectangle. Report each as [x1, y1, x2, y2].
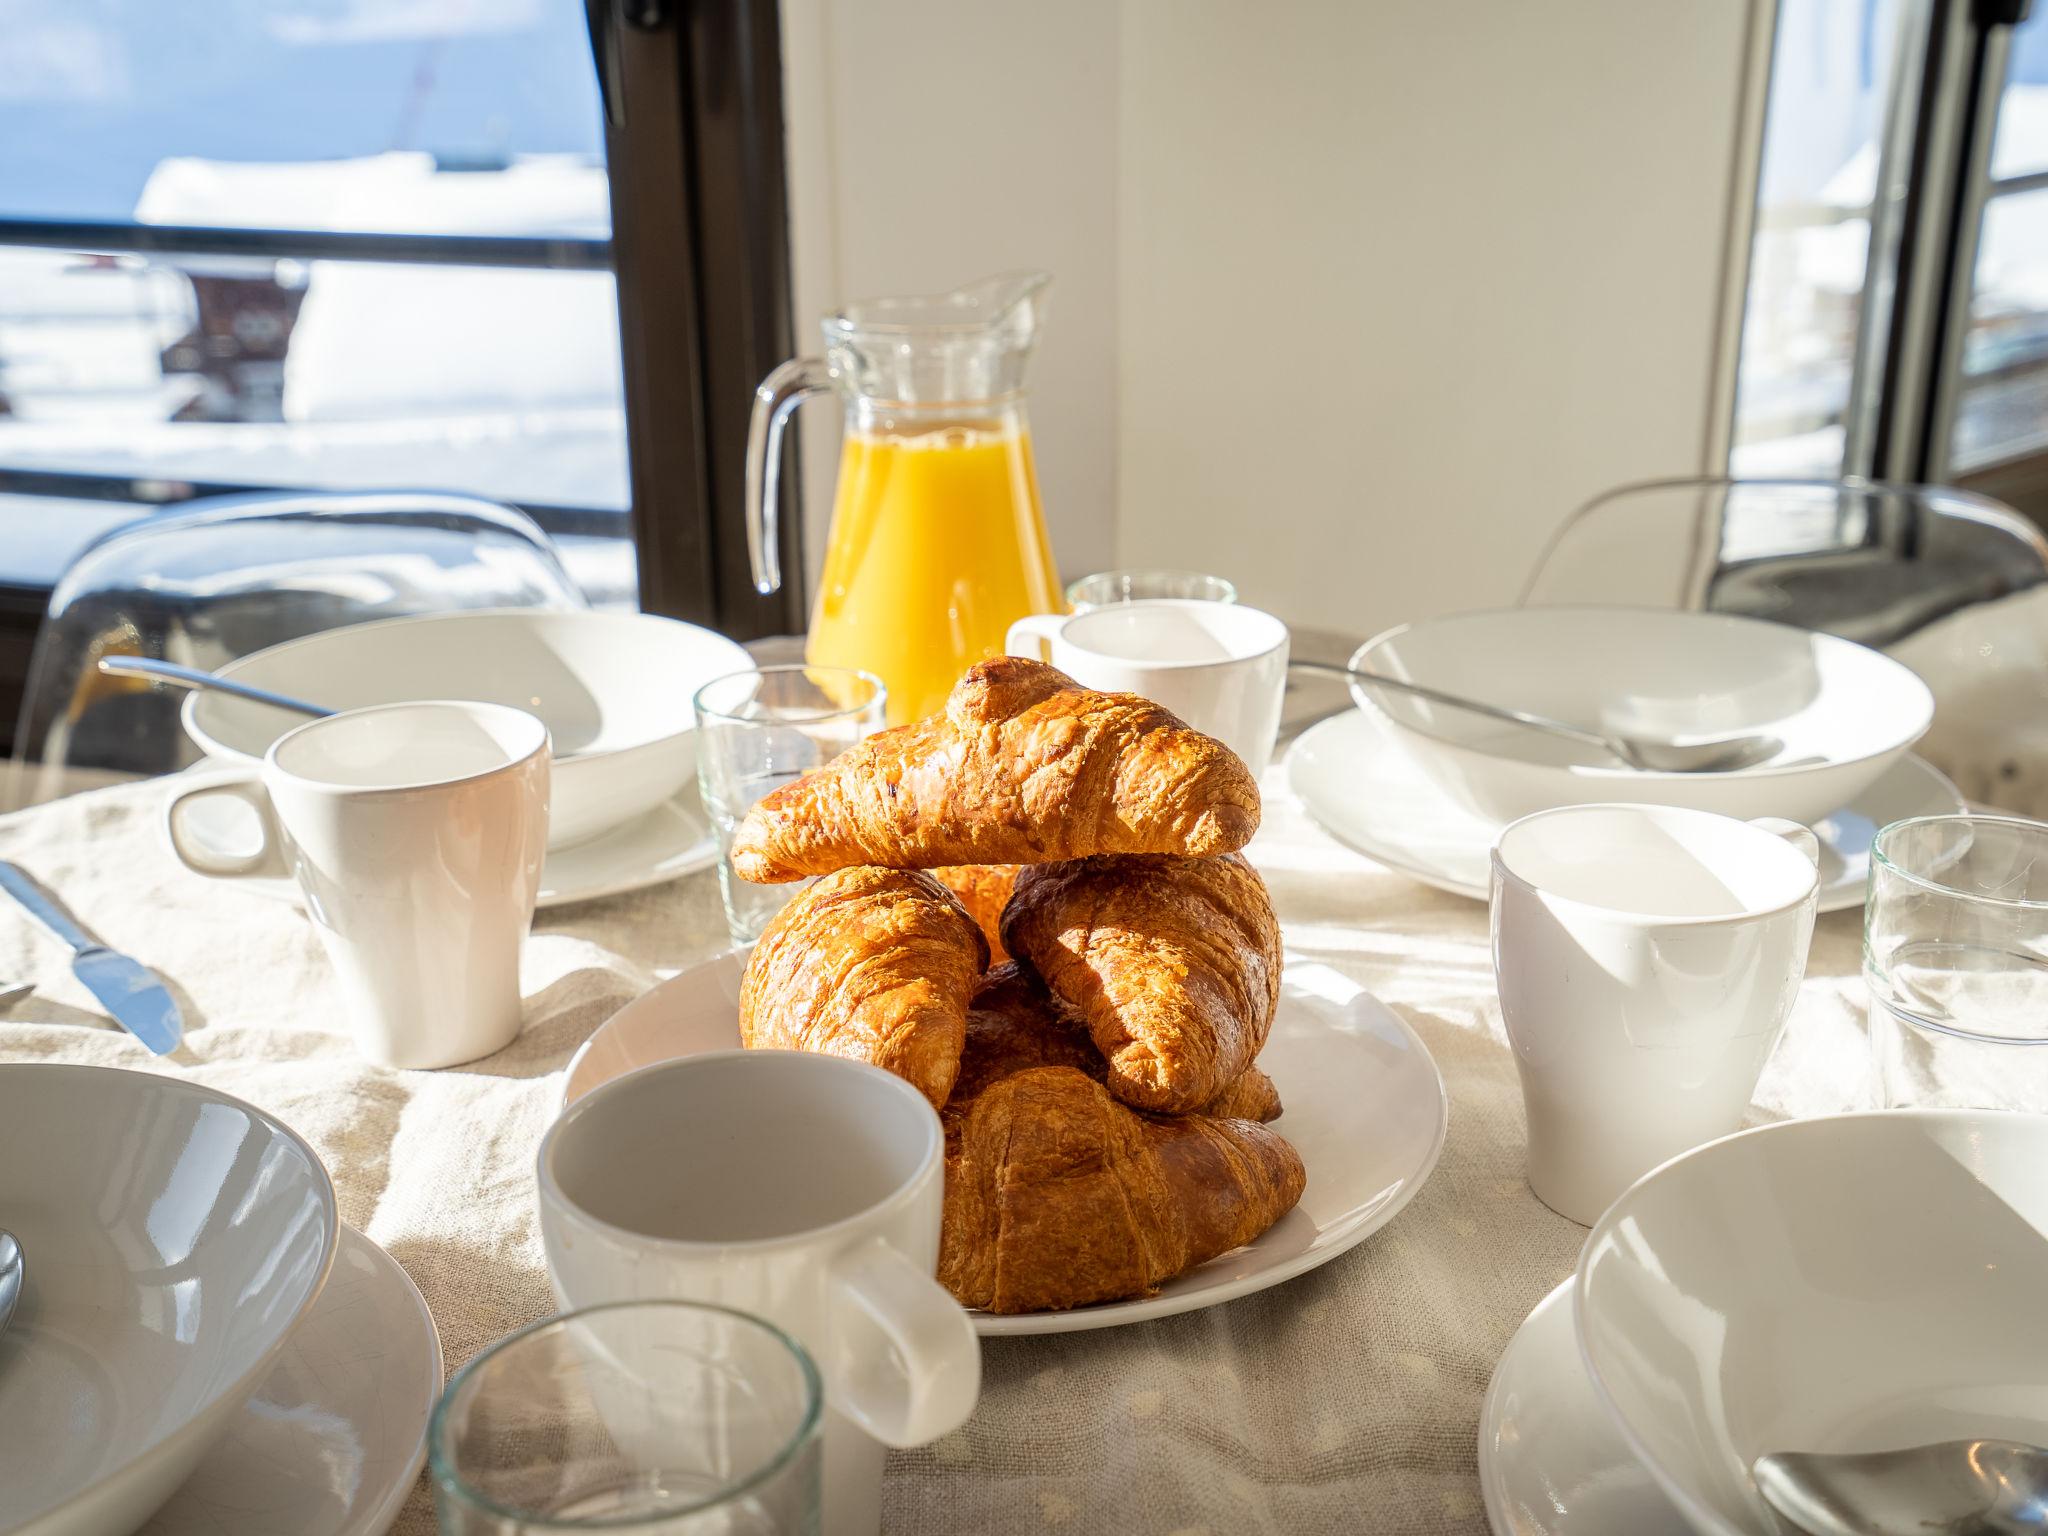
[0, 861, 95, 954]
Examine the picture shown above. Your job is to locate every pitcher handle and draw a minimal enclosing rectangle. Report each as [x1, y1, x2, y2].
[744, 357, 833, 596]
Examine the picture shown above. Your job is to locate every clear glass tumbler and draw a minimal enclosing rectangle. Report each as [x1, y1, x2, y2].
[1063, 569, 1238, 611]
[1866, 814, 2048, 1110]
[693, 665, 886, 945]
[431, 1300, 823, 1535]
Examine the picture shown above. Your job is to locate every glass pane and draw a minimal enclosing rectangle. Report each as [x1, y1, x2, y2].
[0, 246, 633, 599]
[1730, 0, 1913, 477]
[1947, 4, 2048, 475]
[0, 0, 608, 237]
[1989, 7, 2048, 182]
[1950, 187, 2048, 473]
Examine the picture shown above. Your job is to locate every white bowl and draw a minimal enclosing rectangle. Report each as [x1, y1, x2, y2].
[183, 609, 751, 849]
[0, 1064, 338, 1536]
[1349, 607, 1933, 826]
[1576, 1111, 2048, 1536]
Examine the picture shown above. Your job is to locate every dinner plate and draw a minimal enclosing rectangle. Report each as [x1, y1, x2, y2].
[1478, 1280, 1685, 1536]
[1286, 707, 1964, 915]
[561, 950, 1449, 1337]
[143, 1223, 444, 1536]
[175, 774, 717, 910]
[0, 1065, 337, 1536]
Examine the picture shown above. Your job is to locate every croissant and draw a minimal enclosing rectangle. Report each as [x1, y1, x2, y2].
[730, 658, 1259, 883]
[961, 962, 1281, 1123]
[1001, 852, 1284, 1114]
[939, 1065, 1306, 1313]
[930, 864, 1020, 962]
[738, 866, 988, 1110]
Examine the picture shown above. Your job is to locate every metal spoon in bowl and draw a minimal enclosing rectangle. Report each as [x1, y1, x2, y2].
[0, 1229, 21, 1337]
[95, 656, 331, 720]
[1755, 1440, 2048, 1535]
[1288, 658, 1784, 774]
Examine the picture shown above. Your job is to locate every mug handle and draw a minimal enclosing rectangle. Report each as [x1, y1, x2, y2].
[165, 772, 292, 880]
[826, 1237, 981, 1448]
[1005, 613, 1066, 663]
[1747, 816, 1821, 870]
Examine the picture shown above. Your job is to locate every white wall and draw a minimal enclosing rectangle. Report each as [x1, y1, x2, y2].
[780, 0, 1120, 597]
[782, 0, 1764, 637]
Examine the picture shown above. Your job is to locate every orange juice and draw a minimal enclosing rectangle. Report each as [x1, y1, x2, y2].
[805, 422, 1062, 726]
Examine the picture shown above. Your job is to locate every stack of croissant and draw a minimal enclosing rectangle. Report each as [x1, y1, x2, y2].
[731, 656, 1305, 1314]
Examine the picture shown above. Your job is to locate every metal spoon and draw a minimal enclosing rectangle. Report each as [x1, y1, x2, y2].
[1755, 1440, 2048, 1536]
[0, 1229, 22, 1337]
[1289, 658, 1784, 773]
[96, 656, 331, 719]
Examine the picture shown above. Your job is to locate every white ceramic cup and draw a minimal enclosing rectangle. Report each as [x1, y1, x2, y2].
[537, 1050, 981, 1536]
[1490, 803, 1821, 1226]
[165, 700, 550, 1071]
[1006, 598, 1290, 777]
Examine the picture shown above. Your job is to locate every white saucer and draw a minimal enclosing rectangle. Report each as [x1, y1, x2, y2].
[1286, 708, 1964, 915]
[562, 951, 1449, 1337]
[1478, 1279, 1686, 1536]
[142, 1223, 444, 1536]
[182, 781, 716, 911]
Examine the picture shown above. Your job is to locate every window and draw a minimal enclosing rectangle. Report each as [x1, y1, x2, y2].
[0, 0, 634, 602]
[1731, 0, 2048, 522]
[0, 0, 804, 755]
[1943, 4, 2048, 475]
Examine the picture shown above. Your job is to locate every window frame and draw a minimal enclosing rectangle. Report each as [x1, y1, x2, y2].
[1847, 0, 2048, 511]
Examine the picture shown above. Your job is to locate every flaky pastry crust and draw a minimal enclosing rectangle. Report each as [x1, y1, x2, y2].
[1001, 852, 1284, 1114]
[731, 658, 1259, 883]
[738, 866, 987, 1109]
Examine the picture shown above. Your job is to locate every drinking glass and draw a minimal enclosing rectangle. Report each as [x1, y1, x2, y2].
[431, 1300, 823, 1535]
[1866, 814, 2048, 1109]
[1064, 569, 1237, 610]
[693, 665, 886, 944]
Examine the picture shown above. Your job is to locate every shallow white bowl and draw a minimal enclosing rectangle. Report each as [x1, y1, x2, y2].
[1349, 607, 1933, 826]
[0, 1064, 339, 1536]
[1576, 1111, 2048, 1536]
[183, 609, 751, 849]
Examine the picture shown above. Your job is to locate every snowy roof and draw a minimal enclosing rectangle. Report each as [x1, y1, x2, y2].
[134, 152, 609, 240]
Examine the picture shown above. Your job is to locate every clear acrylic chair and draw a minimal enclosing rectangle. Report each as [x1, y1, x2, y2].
[1520, 476, 2048, 813]
[7, 490, 586, 808]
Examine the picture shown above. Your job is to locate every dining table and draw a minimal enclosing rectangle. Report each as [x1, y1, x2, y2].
[0, 673, 1886, 1536]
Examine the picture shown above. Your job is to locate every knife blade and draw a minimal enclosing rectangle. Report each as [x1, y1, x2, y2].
[0, 861, 182, 1055]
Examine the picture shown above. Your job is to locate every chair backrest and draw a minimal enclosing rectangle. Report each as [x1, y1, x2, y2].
[1521, 476, 2048, 646]
[7, 490, 585, 808]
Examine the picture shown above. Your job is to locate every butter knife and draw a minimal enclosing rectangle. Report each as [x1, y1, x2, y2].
[0, 861, 182, 1055]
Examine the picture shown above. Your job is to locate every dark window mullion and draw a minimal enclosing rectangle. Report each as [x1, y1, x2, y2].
[599, 0, 717, 624]
[0, 218, 610, 271]
[594, 0, 800, 636]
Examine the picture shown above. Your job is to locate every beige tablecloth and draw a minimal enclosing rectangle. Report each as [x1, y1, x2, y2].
[0, 763, 1876, 1535]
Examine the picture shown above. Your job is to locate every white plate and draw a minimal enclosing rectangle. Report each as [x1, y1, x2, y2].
[561, 951, 1449, 1337]
[1478, 1280, 1685, 1536]
[142, 1224, 444, 1536]
[1577, 1111, 2048, 1536]
[1349, 606, 1932, 827]
[0, 1065, 337, 1536]
[1285, 708, 1964, 915]
[180, 777, 716, 911]
[187, 609, 752, 849]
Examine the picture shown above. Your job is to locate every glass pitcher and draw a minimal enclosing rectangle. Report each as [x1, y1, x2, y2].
[744, 271, 1063, 726]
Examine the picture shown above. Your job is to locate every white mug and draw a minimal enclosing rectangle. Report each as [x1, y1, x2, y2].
[1006, 598, 1290, 777]
[537, 1050, 980, 1536]
[1490, 803, 1821, 1225]
[165, 700, 550, 1071]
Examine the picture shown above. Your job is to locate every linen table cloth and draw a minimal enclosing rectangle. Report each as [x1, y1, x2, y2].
[0, 762, 1876, 1535]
